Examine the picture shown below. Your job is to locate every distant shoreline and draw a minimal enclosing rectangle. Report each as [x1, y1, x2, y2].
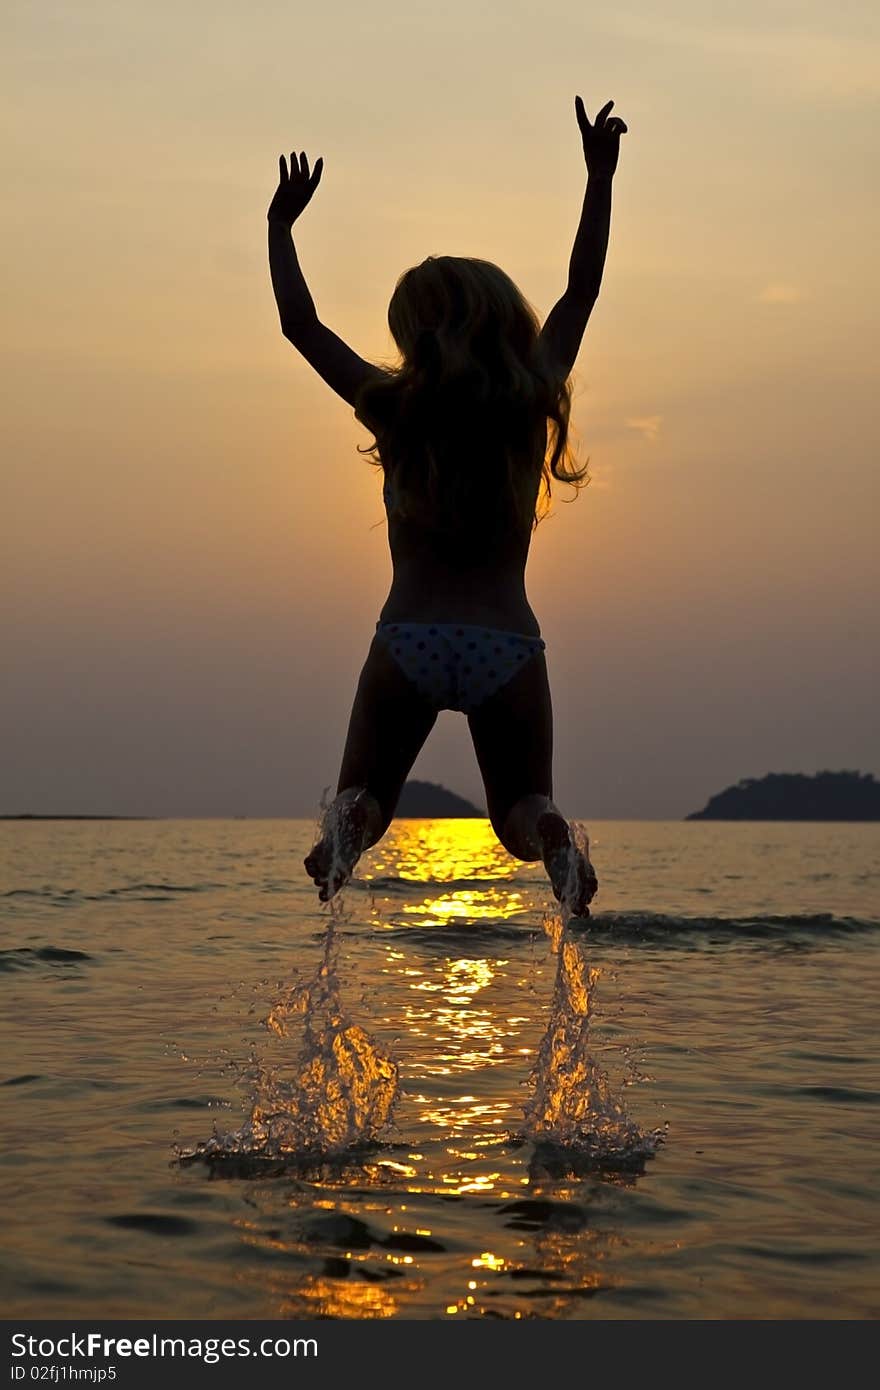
[3, 813, 880, 824]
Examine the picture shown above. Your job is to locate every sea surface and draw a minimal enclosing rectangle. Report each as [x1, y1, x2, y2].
[1, 818, 878, 1320]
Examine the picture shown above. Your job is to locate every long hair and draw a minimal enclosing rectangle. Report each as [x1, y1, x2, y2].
[353, 256, 588, 533]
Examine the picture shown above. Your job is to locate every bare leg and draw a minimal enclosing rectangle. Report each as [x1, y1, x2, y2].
[305, 633, 437, 901]
[467, 653, 598, 916]
[535, 807, 598, 917]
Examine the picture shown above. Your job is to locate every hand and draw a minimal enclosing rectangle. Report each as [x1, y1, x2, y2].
[575, 96, 627, 179]
[267, 151, 323, 227]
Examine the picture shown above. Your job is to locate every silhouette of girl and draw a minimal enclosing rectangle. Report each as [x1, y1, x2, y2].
[268, 96, 627, 914]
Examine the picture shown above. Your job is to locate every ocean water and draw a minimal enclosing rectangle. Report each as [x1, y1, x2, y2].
[1, 817, 878, 1320]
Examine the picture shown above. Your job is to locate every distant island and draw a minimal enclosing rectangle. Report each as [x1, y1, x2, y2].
[396, 780, 484, 817]
[686, 770, 880, 821]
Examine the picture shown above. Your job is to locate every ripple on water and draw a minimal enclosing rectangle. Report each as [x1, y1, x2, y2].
[0, 946, 93, 973]
[105, 1214, 201, 1237]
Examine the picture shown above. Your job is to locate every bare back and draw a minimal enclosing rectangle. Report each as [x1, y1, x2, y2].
[377, 418, 546, 635]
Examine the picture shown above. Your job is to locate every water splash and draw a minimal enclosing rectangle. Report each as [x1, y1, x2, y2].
[562, 818, 598, 918]
[179, 820, 400, 1165]
[518, 910, 664, 1169]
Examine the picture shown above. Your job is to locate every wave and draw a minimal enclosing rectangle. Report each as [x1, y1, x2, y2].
[1, 881, 225, 905]
[567, 911, 880, 943]
[382, 919, 540, 946]
[372, 910, 879, 948]
[357, 874, 521, 895]
[0, 945, 93, 973]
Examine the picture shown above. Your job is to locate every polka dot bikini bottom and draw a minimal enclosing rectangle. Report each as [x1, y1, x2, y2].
[375, 621, 546, 714]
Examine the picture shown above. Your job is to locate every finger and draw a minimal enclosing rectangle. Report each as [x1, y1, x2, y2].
[575, 94, 591, 132]
[595, 100, 614, 128]
[290, 152, 298, 179]
[278, 154, 288, 182]
[309, 156, 323, 191]
[300, 152, 311, 180]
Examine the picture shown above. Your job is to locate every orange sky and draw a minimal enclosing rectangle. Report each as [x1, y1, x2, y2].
[2, 1, 878, 816]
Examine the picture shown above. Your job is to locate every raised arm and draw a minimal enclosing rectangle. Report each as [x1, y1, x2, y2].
[267, 151, 384, 407]
[539, 97, 628, 383]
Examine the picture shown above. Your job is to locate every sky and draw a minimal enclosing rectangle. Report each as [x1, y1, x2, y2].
[2, 0, 878, 818]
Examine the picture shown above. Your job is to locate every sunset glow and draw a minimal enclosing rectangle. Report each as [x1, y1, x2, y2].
[3, 2, 877, 816]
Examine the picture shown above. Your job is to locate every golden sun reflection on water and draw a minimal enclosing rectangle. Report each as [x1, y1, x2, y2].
[394, 951, 533, 1079]
[402, 888, 525, 923]
[275, 1274, 406, 1320]
[363, 818, 518, 885]
[363, 823, 543, 1150]
[411, 956, 498, 998]
[366, 820, 532, 930]
[366, 823, 541, 1096]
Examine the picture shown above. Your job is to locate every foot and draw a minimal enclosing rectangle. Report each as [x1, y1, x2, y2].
[536, 811, 598, 918]
[304, 795, 369, 902]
